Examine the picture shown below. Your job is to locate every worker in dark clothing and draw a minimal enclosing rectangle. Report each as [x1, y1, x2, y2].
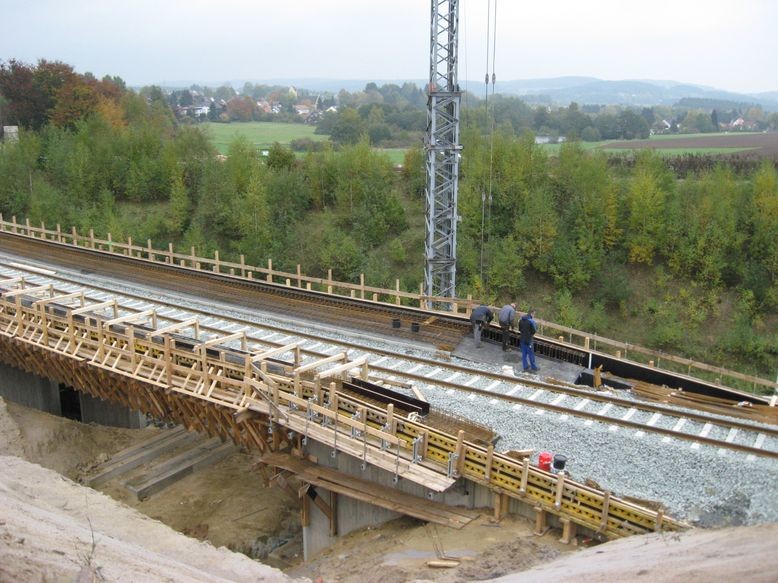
[470, 304, 493, 348]
[518, 308, 539, 372]
[498, 302, 516, 351]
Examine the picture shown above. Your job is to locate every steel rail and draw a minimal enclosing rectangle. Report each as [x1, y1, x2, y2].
[2, 258, 775, 462]
[0, 231, 468, 329]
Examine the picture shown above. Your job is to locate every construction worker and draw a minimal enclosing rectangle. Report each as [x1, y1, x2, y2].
[470, 304, 493, 348]
[498, 302, 517, 351]
[518, 308, 539, 372]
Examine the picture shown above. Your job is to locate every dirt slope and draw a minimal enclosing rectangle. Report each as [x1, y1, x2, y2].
[0, 455, 302, 582]
[488, 522, 778, 583]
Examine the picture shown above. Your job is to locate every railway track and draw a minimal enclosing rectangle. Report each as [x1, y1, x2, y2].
[2, 254, 776, 463]
[0, 231, 468, 350]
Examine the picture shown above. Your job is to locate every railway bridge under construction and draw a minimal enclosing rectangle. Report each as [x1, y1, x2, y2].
[1, 217, 776, 559]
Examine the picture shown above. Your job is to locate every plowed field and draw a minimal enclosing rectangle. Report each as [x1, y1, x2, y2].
[602, 132, 778, 157]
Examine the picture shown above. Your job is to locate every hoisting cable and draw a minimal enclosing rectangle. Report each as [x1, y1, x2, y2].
[479, 0, 492, 284]
[480, 0, 499, 292]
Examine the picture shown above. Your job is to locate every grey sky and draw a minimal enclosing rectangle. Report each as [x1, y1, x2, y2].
[3, 0, 776, 94]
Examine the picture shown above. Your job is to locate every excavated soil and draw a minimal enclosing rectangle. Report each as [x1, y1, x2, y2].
[2, 396, 776, 582]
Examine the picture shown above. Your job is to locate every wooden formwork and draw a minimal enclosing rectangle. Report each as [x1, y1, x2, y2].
[0, 279, 685, 539]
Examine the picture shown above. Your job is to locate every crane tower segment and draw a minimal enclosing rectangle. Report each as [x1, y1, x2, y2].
[424, 0, 462, 303]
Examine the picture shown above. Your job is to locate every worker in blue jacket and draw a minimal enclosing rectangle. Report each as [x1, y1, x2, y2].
[518, 308, 539, 372]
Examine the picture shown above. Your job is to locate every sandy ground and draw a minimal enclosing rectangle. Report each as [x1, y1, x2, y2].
[2, 396, 776, 582]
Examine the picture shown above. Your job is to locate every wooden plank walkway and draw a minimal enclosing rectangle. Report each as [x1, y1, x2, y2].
[261, 452, 479, 529]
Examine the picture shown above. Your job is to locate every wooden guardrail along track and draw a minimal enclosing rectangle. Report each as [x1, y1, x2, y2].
[1, 215, 775, 395]
[0, 279, 684, 538]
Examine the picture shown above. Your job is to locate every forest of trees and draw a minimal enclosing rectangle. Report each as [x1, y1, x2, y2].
[160, 78, 778, 148]
[1, 59, 777, 382]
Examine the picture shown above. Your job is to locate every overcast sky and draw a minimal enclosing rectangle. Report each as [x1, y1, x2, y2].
[3, 0, 776, 94]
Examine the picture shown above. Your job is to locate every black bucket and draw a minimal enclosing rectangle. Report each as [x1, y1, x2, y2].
[411, 322, 420, 333]
[553, 454, 567, 471]
[392, 318, 401, 329]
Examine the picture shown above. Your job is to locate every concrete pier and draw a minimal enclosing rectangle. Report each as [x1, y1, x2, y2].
[0, 362, 61, 415]
[0, 362, 146, 428]
[303, 439, 475, 559]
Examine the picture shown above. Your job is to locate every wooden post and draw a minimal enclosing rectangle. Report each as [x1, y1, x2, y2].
[297, 264, 302, 288]
[71, 226, 78, 245]
[599, 491, 611, 533]
[327, 269, 333, 294]
[191, 246, 197, 268]
[360, 273, 365, 299]
[127, 236, 133, 256]
[559, 518, 577, 544]
[214, 250, 220, 273]
[554, 473, 565, 509]
[107, 232, 112, 252]
[89, 229, 95, 248]
[655, 509, 664, 532]
[386, 404, 395, 434]
[533, 506, 547, 535]
[267, 259, 273, 283]
[329, 491, 338, 536]
[454, 430, 466, 476]
[240, 254, 246, 277]
[168, 242, 174, 264]
[493, 492, 509, 522]
[395, 279, 401, 305]
[484, 444, 494, 481]
[519, 458, 529, 496]
[147, 239, 153, 261]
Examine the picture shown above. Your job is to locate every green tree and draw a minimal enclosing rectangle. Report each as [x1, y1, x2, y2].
[0, 131, 40, 216]
[266, 142, 296, 171]
[166, 170, 190, 234]
[330, 108, 365, 145]
[625, 153, 668, 264]
[750, 162, 778, 308]
[49, 80, 98, 128]
[618, 110, 650, 139]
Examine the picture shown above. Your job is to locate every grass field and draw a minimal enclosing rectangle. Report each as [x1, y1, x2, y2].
[202, 121, 409, 164]
[202, 122, 328, 154]
[377, 148, 408, 165]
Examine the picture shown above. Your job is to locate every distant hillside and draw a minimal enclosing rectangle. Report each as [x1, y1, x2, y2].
[156, 76, 778, 110]
[494, 78, 778, 110]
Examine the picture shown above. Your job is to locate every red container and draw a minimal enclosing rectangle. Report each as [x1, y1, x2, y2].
[538, 451, 553, 472]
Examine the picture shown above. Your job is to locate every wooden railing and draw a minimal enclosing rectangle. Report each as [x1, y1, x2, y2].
[0, 278, 684, 538]
[1, 214, 775, 396]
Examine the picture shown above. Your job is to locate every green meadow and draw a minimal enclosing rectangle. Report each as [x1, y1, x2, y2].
[202, 122, 328, 154]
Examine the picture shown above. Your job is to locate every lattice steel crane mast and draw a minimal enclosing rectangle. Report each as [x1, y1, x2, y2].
[424, 0, 462, 303]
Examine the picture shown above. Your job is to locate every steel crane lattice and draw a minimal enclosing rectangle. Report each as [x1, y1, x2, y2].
[424, 0, 462, 304]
